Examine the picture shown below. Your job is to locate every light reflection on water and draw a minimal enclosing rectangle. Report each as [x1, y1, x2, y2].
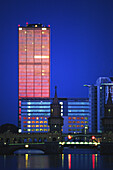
[0, 149, 113, 169]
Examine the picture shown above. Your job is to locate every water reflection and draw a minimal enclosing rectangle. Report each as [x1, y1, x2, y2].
[18, 154, 50, 169]
[25, 154, 28, 168]
[62, 154, 64, 168]
[1, 149, 113, 169]
[92, 154, 95, 169]
[68, 154, 71, 169]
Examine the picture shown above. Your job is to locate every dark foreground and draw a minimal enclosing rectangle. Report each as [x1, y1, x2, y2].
[0, 148, 113, 170]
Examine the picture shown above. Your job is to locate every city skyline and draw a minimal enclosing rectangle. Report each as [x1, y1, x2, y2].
[0, 0, 113, 125]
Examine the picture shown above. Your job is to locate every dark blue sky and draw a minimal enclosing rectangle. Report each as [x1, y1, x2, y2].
[0, 0, 113, 125]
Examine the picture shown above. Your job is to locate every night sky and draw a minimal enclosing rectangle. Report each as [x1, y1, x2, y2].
[0, 0, 113, 126]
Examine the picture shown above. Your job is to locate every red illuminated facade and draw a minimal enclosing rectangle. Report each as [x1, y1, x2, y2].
[18, 24, 50, 98]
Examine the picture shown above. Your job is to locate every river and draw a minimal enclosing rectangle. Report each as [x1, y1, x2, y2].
[0, 148, 113, 169]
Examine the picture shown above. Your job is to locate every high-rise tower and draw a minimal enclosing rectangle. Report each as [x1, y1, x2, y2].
[18, 23, 50, 129]
[18, 23, 50, 98]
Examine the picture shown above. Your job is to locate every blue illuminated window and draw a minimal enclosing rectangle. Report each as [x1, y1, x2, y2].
[68, 102, 89, 105]
[68, 106, 89, 108]
[68, 110, 89, 112]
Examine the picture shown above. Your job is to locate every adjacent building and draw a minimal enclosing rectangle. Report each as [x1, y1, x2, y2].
[87, 77, 113, 133]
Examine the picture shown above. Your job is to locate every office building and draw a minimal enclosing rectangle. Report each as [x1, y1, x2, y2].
[19, 98, 91, 134]
[18, 23, 50, 128]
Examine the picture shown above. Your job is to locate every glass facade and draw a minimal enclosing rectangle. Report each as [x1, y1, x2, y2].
[19, 98, 91, 133]
[88, 77, 113, 133]
[18, 24, 50, 98]
[66, 99, 91, 133]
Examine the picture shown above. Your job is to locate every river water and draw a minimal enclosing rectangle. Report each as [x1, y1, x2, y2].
[0, 148, 113, 170]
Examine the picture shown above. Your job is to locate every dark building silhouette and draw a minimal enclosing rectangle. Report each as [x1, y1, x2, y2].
[48, 87, 64, 133]
[102, 87, 113, 132]
[0, 124, 18, 134]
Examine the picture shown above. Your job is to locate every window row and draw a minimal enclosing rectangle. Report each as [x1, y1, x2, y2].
[23, 121, 48, 123]
[68, 125, 84, 127]
[68, 121, 88, 124]
[23, 125, 49, 127]
[68, 117, 88, 120]
[23, 129, 49, 131]
[23, 117, 48, 119]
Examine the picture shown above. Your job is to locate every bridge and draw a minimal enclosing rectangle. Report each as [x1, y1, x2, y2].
[0, 131, 63, 154]
[0, 131, 102, 154]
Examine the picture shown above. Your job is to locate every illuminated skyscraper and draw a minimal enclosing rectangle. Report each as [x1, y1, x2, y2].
[18, 23, 50, 98]
[18, 23, 50, 129]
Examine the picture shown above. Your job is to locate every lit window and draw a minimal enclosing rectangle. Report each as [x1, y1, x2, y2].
[28, 117, 31, 119]
[32, 129, 35, 131]
[36, 117, 39, 120]
[23, 117, 27, 119]
[77, 125, 80, 127]
[42, 28, 47, 30]
[36, 125, 39, 127]
[42, 32, 44, 34]
[32, 121, 35, 123]
[44, 121, 47, 123]
[40, 125, 43, 127]
[68, 121, 72, 123]
[77, 117, 80, 120]
[85, 117, 88, 120]
[19, 28, 22, 30]
[73, 125, 76, 127]
[44, 125, 47, 127]
[23, 125, 27, 127]
[73, 117, 76, 120]
[23, 121, 27, 123]
[68, 129, 72, 131]
[108, 109, 111, 112]
[36, 121, 39, 123]
[36, 129, 39, 131]
[44, 129, 48, 131]
[40, 121, 43, 123]
[68, 117, 71, 120]
[85, 121, 88, 124]
[27, 129, 31, 131]
[81, 121, 84, 123]
[81, 117, 84, 119]
[77, 121, 80, 123]
[32, 117, 35, 119]
[73, 121, 76, 123]
[81, 125, 84, 127]
[40, 129, 43, 131]
[27, 121, 31, 123]
[68, 125, 72, 127]
[32, 125, 35, 127]
[27, 125, 31, 127]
